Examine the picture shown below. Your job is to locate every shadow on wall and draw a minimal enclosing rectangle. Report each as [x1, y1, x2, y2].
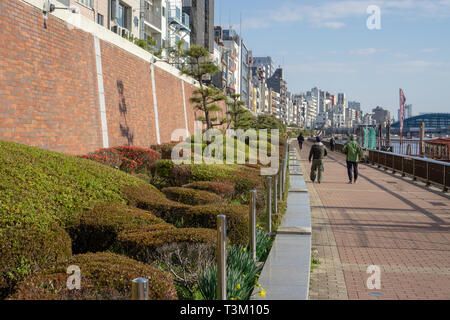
[117, 80, 134, 146]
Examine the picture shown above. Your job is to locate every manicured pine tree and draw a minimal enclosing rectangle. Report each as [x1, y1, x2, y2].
[181, 45, 227, 131]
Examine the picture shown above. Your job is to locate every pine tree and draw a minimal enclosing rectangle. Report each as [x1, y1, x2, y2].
[181, 45, 227, 131]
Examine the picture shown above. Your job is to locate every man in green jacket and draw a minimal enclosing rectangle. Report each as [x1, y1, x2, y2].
[342, 135, 364, 184]
[309, 136, 328, 184]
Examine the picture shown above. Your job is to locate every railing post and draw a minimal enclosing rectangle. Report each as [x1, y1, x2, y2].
[249, 190, 257, 262]
[217, 214, 227, 300]
[267, 176, 272, 234]
[278, 171, 282, 201]
[426, 162, 430, 186]
[378, 151, 381, 168]
[444, 165, 448, 193]
[131, 278, 149, 300]
[413, 158, 417, 181]
[273, 174, 278, 214]
[402, 156, 405, 177]
[392, 154, 396, 174]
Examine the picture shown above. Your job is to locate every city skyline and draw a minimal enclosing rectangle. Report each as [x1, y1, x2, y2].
[215, 0, 450, 116]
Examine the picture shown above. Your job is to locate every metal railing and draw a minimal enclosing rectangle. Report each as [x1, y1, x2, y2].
[143, 8, 162, 30]
[368, 149, 449, 192]
[323, 140, 449, 192]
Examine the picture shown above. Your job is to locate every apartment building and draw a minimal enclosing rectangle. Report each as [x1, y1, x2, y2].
[182, 0, 214, 52]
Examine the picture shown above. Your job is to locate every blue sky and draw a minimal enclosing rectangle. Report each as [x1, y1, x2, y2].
[215, 0, 450, 117]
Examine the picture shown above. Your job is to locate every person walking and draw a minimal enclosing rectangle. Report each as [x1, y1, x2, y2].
[329, 135, 336, 152]
[309, 136, 328, 184]
[342, 135, 364, 184]
[297, 133, 305, 150]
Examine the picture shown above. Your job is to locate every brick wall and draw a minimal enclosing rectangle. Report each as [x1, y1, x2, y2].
[0, 0, 226, 155]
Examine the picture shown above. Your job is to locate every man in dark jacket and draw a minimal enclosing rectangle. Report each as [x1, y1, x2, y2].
[329, 135, 336, 152]
[309, 136, 328, 183]
[297, 133, 305, 150]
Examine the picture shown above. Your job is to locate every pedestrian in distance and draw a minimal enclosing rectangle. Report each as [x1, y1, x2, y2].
[330, 135, 336, 152]
[342, 135, 364, 184]
[297, 132, 305, 150]
[309, 136, 328, 184]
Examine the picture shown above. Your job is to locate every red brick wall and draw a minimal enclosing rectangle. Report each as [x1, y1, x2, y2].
[0, 0, 227, 155]
[0, 0, 101, 155]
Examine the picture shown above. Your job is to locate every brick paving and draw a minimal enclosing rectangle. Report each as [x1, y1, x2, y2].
[294, 141, 450, 300]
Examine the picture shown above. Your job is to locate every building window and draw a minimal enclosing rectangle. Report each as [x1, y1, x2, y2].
[97, 13, 104, 26]
[76, 0, 93, 9]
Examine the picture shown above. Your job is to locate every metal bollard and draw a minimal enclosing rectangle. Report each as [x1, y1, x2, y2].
[273, 174, 278, 214]
[131, 278, 149, 300]
[249, 190, 257, 262]
[267, 176, 272, 234]
[217, 214, 227, 300]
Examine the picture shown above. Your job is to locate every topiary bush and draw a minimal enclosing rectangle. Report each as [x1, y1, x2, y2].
[124, 185, 249, 246]
[181, 205, 249, 246]
[115, 228, 216, 264]
[161, 187, 224, 205]
[0, 224, 72, 299]
[66, 203, 171, 254]
[182, 181, 235, 200]
[8, 252, 178, 300]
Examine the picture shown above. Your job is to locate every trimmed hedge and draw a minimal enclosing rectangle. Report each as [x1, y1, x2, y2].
[8, 252, 177, 300]
[66, 203, 170, 254]
[182, 181, 235, 199]
[124, 185, 249, 246]
[115, 228, 216, 264]
[161, 187, 224, 205]
[0, 224, 72, 298]
[182, 205, 249, 246]
[0, 140, 156, 231]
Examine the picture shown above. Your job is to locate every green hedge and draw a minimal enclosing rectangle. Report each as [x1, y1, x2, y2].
[182, 181, 235, 199]
[0, 224, 72, 298]
[161, 187, 224, 205]
[8, 252, 178, 300]
[67, 203, 170, 254]
[115, 228, 216, 264]
[124, 185, 249, 246]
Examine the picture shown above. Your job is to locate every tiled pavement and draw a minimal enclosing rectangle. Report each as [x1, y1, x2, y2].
[295, 141, 450, 300]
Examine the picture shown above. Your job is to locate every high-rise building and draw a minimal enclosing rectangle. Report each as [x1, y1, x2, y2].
[337, 93, 346, 107]
[251, 57, 275, 81]
[398, 104, 413, 121]
[182, 0, 214, 52]
[267, 68, 287, 123]
[348, 101, 361, 111]
[372, 106, 390, 125]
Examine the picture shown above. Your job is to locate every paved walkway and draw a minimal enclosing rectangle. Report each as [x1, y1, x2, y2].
[296, 141, 450, 300]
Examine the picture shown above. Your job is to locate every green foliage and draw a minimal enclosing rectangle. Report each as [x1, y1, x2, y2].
[161, 187, 224, 205]
[198, 246, 262, 300]
[66, 203, 169, 254]
[182, 181, 235, 200]
[154, 160, 175, 178]
[0, 223, 72, 298]
[9, 252, 178, 300]
[0, 140, 147, 231]
[115, 228, 216, 264]
[181, 45, 227, 130]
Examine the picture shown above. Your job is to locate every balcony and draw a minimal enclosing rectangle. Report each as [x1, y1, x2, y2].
[168, 6, 190, 31]
[143, 7, 162, 31]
